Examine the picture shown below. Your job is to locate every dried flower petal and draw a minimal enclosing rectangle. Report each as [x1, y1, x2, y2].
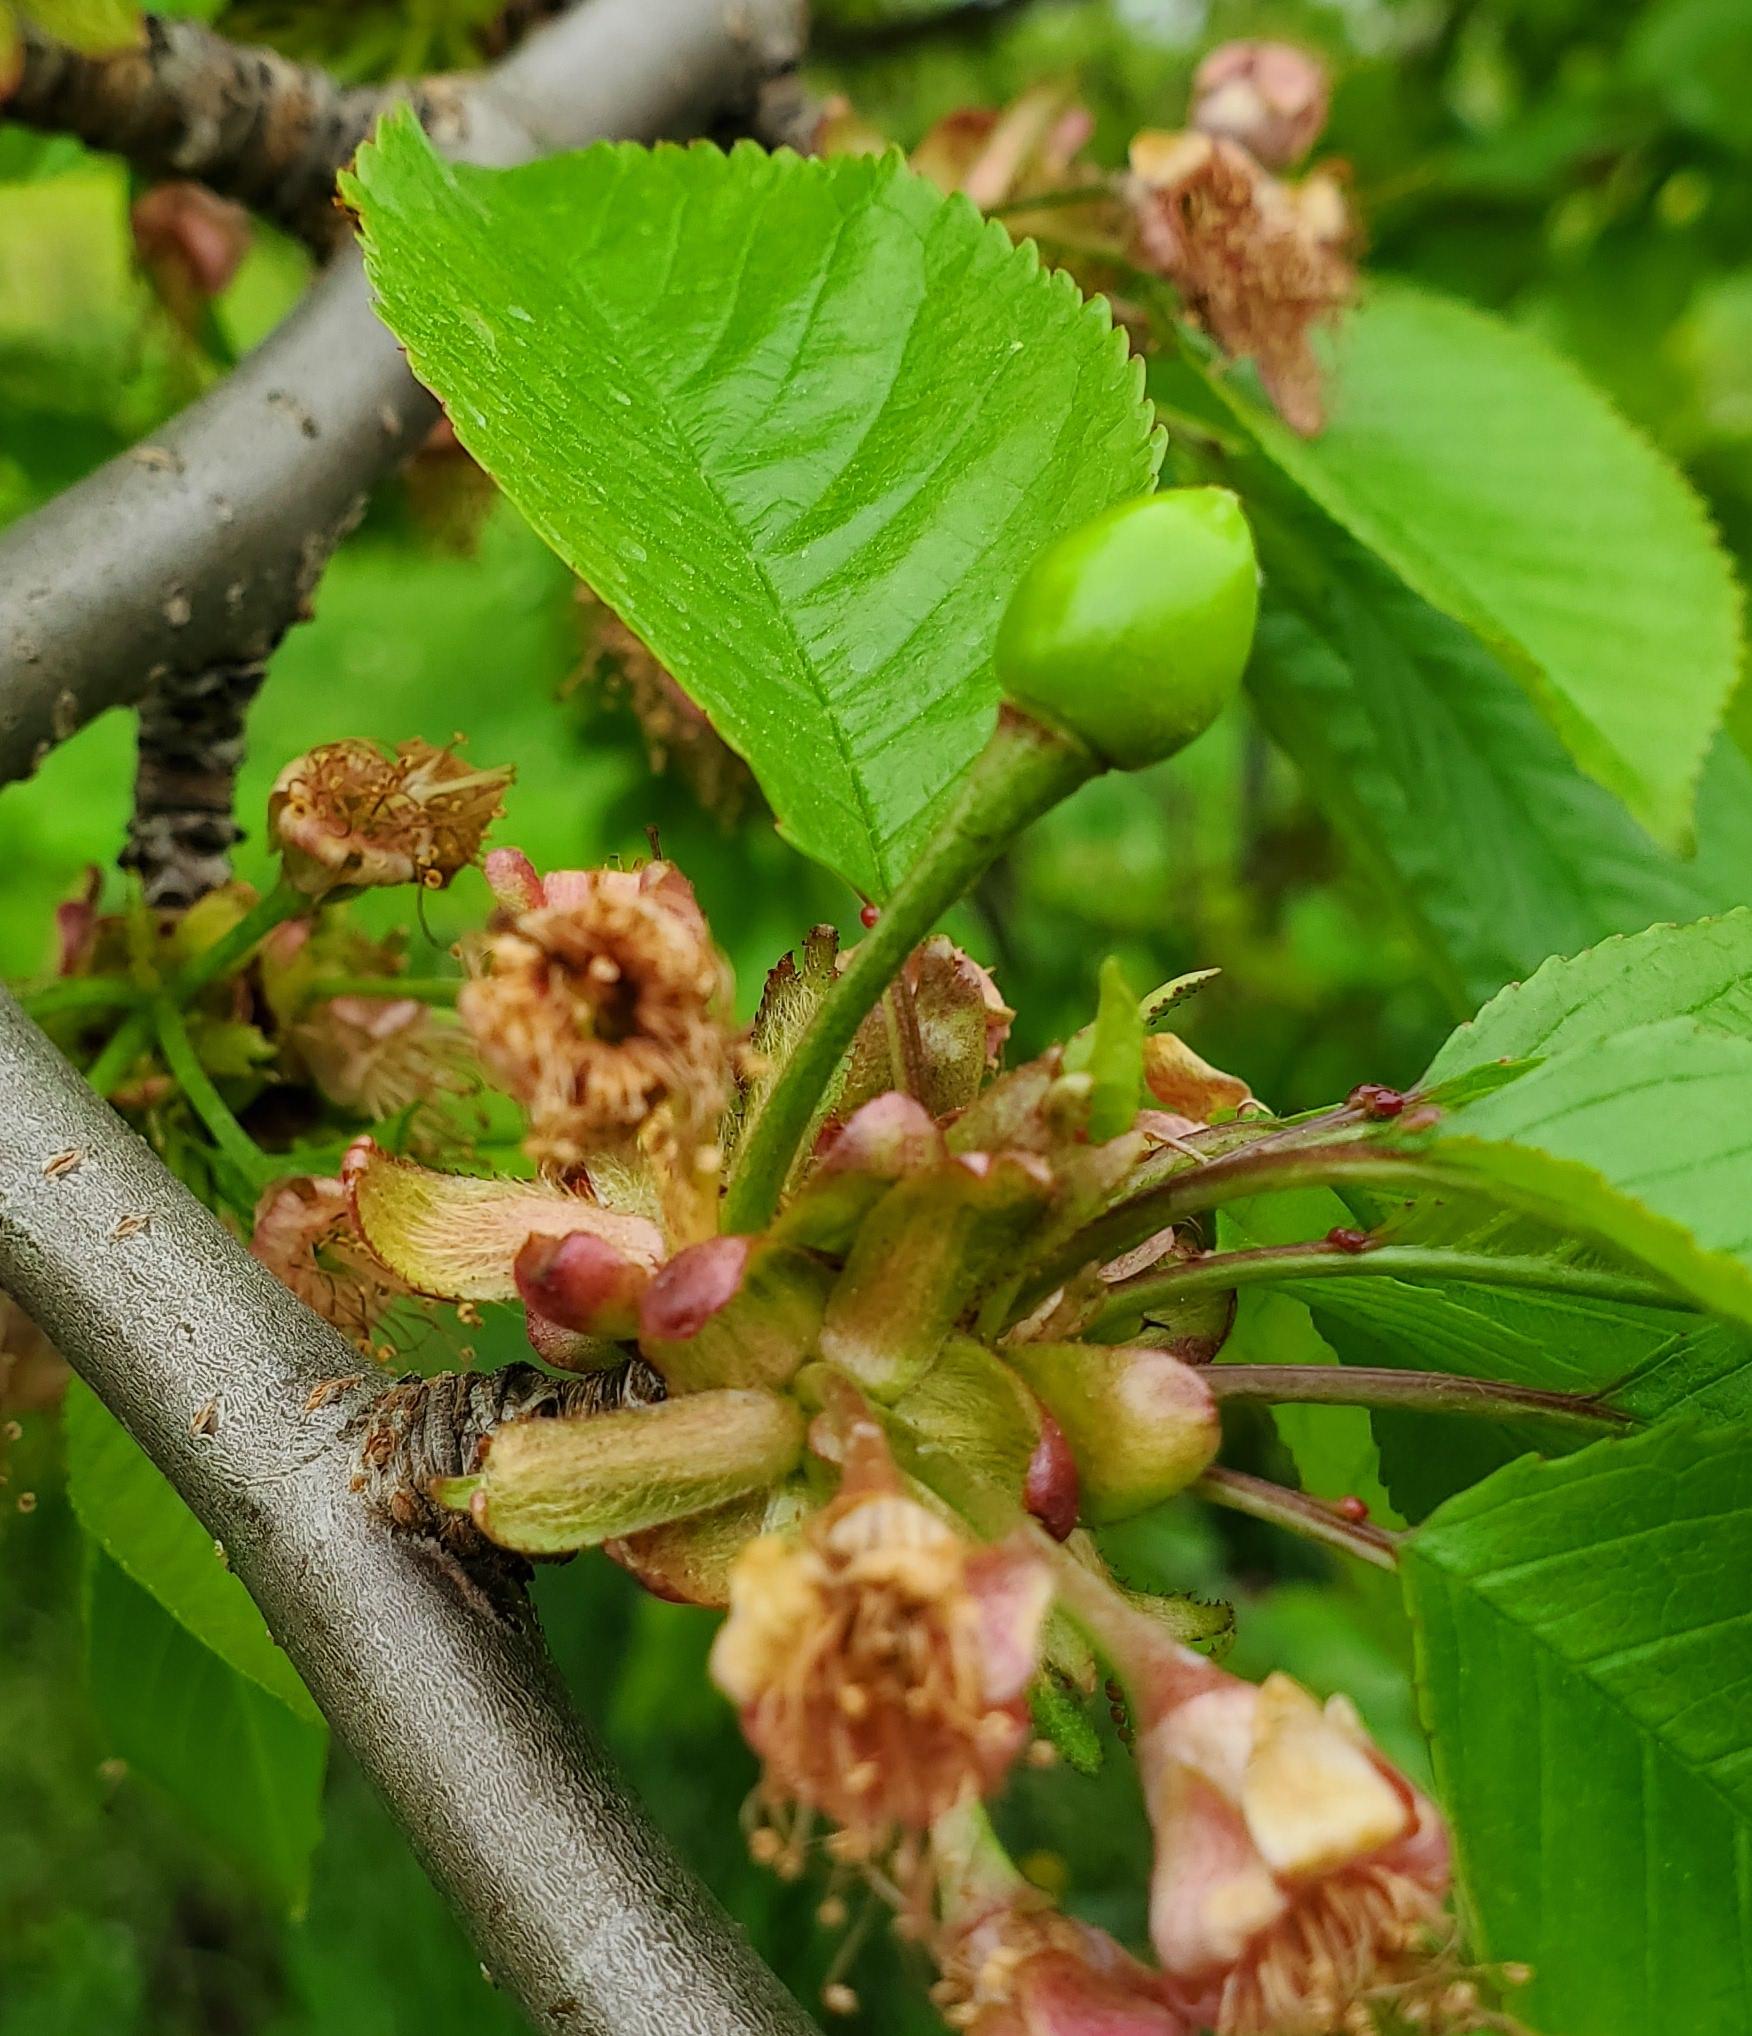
[459, 857, 737, 1167]
[289, 995, 475, 1119]
[250, 1174, 407, 1351]
[711, 1441, 1051, 1844]
[1128, 131, 1354, 436]
[267, 738, 512, 900]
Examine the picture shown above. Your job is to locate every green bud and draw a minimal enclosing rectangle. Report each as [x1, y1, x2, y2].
[435, 1388, 805, 1555]
[1002, 1342, 1219, 1522]
[995, 489, 1259, 770]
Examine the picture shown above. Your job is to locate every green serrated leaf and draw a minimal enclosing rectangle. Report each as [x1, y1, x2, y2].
[1424, 909, 1752, 1084]
[1392, 1017, 1752, 1327]
[1223, 283, 1745, 847]
[1291, 1272, 1752, 1518]
[346, 118, 1162, 897]
[1247, 516, 1745, 1012]
[1404, 1422, 1752, 2034]
[84, 1549, 327, 1913]
[62, 1379, 320, 1723]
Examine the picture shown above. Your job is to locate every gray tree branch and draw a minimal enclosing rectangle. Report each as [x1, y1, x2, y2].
[0, 988, 815, 2036]
[0, 0, 804, 789]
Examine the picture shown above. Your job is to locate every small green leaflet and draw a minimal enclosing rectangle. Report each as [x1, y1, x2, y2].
[347, 117, 1162, 898]
[1405, 1422, 1752, 2035]
[1221, 283, 1744, 848]
[1425, 907, 1752, 1083]
[86, 1550, 327, 1912]
[63, 1378, 320, 1722]
[1062, 955, 1144, 1141]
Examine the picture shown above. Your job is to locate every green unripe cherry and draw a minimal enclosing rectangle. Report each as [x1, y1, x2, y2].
[996, 488, 1259, 771]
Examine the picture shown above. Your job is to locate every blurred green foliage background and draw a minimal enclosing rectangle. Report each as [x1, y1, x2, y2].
[3, 0, 1749, 2026]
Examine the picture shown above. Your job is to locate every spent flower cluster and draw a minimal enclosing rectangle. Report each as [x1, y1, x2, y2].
[36, 494, 1537, 2036]
[173, 751, 1512, 2035]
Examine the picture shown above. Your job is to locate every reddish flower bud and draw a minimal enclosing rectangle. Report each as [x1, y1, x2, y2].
[1023, 1406, 1081, 1542]
[482, 846, 546, 913]
[816, 1091, 945, 1180]
[639, 1234, 752, 1344]
[639, 1235, 830, 1394]
[515, 1228, 651, 1340]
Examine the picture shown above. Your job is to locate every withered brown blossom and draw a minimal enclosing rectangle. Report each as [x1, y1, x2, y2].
[289, 994, 477, 1121]
[575, 588, 755, 828]
[250, 1174, 409, 1352]
[267, 738, 512, 900]
[459, 853, 737, 1171]
[1128, 129, 1354, 436]
[709, 1427, 1050, 1850]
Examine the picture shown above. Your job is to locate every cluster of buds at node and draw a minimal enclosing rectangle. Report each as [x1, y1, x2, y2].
[236, 850, 1486, 2036]
[267, 737, 513, 900]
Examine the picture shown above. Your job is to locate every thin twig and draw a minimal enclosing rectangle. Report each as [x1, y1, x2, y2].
[3, 14, 440, 246]
[1084, 1237, 1692, 1337]
[1201, 1363, 1632, 1431]
[1195, 1466, 1401, 1570]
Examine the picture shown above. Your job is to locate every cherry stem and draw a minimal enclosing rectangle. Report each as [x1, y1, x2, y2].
[1194, 1466, 1400, 1570]
[1084, 1237, 1690, 1337]
[85, 878, 305, 1097]
[297, 974, 463, 1008]
[1200, 1363, 1632, 1431]
[151, 998, 272, 1197]
[721, 712, 1096, 1234]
